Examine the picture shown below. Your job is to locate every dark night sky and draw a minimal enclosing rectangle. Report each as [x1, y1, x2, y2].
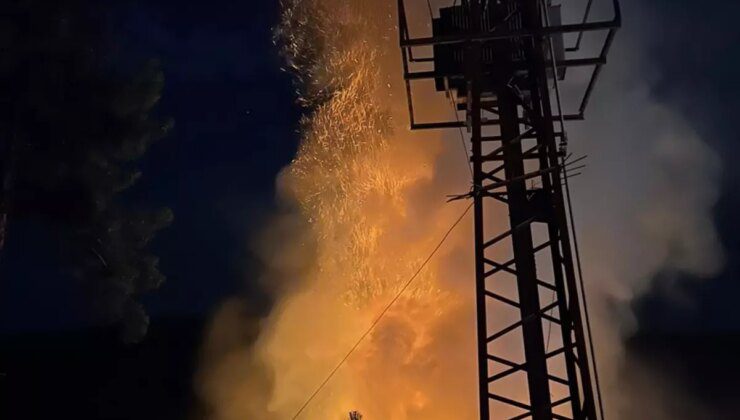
[0, 0, 299, 333]
[1, 0, 739, 419]
[1, 0, 736, 337]
[630, 0, 740, 333]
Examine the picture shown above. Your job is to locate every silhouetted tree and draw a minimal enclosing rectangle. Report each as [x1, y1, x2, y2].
[0, 0, 173, 342]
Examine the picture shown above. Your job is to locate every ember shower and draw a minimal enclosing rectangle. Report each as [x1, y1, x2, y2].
[198, 0, 482, 418]
[196, 1, 722, 419]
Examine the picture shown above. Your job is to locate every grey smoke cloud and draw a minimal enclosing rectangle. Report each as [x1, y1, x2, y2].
[557, 0, 723, 417]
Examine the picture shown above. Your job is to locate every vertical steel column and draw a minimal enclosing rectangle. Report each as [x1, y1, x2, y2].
[468, 1, 490, 418]
[522, 0, 599, 417]
[520, 0, 585, 415]
[497, 86, 553, 420]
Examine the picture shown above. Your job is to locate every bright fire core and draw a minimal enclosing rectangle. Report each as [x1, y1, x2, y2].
[201, 0, 543, 418]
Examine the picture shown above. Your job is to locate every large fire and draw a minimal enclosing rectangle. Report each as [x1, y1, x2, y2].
[263, 1, 485, 418]
[196, 0, 497, 418]
[195, 1, 728, 419]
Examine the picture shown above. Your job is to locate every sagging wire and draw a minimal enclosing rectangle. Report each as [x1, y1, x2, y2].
[291, 202, 474, 419]
[530, 153, 588, 190]
[445, 153, 586, 202]
[425, 1, 475, 185]
[541, 1, 606, 418]
[426, 0, 434, 19]
[445, 81, 475, 180]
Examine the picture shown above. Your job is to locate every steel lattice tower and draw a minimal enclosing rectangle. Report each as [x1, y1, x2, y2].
[398, 0, 620, 419]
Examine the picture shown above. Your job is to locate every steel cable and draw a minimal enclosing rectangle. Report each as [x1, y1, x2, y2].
[541, 1, 606, 418]
[291, 202, 473, 419]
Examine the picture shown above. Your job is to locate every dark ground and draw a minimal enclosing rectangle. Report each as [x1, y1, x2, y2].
[0, 318, 205, 420]
[1, 322, 739, 420]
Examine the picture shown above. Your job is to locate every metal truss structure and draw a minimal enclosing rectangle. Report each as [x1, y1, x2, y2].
[397, 1, 620, 419]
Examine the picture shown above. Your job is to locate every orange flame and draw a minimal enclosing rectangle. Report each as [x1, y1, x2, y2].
[197, 1, 520, 418]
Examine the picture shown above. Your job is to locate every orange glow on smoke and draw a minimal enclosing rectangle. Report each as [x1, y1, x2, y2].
[197, 1, 521, 419]
[195, 1, 732, 419]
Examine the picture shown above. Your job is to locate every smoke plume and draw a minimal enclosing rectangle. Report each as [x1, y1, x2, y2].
[197, 0, 722, 418]
[560, 0, 722, 417]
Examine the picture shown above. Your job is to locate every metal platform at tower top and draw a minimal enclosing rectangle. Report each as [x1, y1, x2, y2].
[397, 1, 620, 419]
[399, 0, 620, 129]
